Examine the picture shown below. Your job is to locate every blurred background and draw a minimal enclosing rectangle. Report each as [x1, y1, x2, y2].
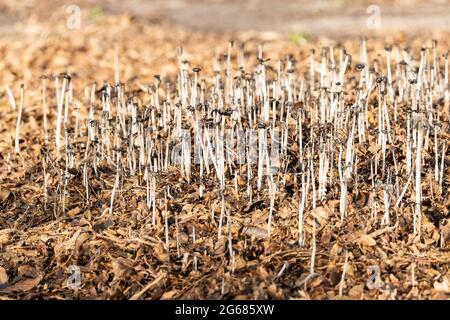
[1, 0, 449, 38]
[0, 0, 448, 87]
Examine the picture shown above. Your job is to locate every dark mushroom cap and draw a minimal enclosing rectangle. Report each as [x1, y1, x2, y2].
[355, 63, 365, 71]
[257, 122, 267, 129]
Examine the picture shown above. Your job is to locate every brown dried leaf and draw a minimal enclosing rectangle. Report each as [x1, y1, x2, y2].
[0, 277, 42, 293]
[0, 188, 11, 202]
[18, 265, 38, 278]
[433, 274, 450, 293]
[234, 255, 247, 270]
[161, 290, 178, 300]
[278, 206, 291, 219]
[310, 206, 331, 222]
[242, 226, 269, 240]
[214, 237, 226, 253]
[0, 229, 13, 245]
[349, 284, 364, 298]
[111, 257, 132, 281]
[154, 244, 169, 263]
[356, 234, 377, 247]
[67, 206, 81, 217]
[0, 266, 8, 285]
[442, 221, 450, 241]
[0, 266, 42, 293]
[330, 243, 342, 259]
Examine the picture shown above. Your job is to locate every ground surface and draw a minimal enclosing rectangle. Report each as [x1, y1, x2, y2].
[0, 0, 449, 300]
